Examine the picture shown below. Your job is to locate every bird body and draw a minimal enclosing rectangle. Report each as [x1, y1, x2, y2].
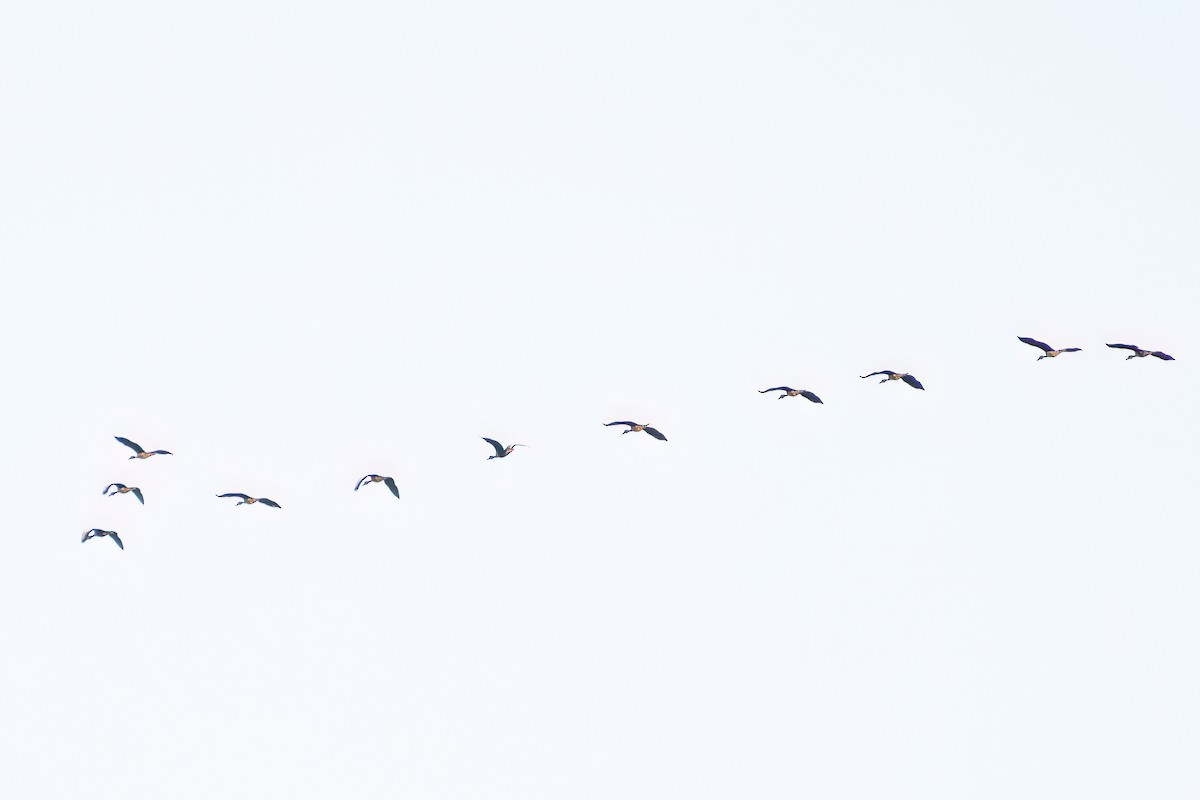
[604, 421, 668, 440]
[103, 483, 144, 504]
[759, 387, 823, 403]
[1018, 337, 1082, 360]
[483, 438, 527, 459]
[82, 529, 124, 549]
[860, 371, 924, 390]
[356, 474, 399, 498]
[217, 493, 281, 508]
[1106, 343, 1174, 361]
[115, 436, 172, 459]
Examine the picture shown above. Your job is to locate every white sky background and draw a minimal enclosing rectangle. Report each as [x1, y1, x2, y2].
[1, 1, 1198, 797]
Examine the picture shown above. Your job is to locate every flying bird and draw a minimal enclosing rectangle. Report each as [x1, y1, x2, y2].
[483, 438, 527, 459]
[1106, 343, 1175, 361]
[604, 421, 668, 440]
[216, 493, 282, 508]
[82, 529, 124, 549]
[103, 483, 144, 504]
[356, 474, 399, 498]
[1018, 337, 1082, 360]
[115, 436, 172, 459]
[860, 371, 925, 390]
[759, 387, 823, 403]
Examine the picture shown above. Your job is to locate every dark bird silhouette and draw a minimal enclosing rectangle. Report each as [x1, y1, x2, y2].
[483, 438, 527, 459]
[604, 421, 668, 440]
[1018, 337, 1082, 360]
[860, 371, 925, 390]
[103, 483, 144, 504]
[216, 493, 282, 508]
[759, 387, 823, 403]
[115, 436, 172, 459]
[82, 529, 124, 549]
[1106, 343, 1175, 361]
[356, 474, 399, 498]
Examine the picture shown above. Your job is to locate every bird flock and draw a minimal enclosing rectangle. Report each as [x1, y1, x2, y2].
[82, 338, 1175, 551]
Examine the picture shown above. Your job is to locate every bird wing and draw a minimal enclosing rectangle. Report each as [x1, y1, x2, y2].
[115, 436, 143, 454]
[217, 493, 251, 500]
[82, 530, 96, 542]
[1018, 337, 1053, 352]
[799, 390, 823, 403]
[1061, 348, 1082, 353]
[258, 498, 282, 508]
[604, 421, 637, 428]
[482, 438, 506, 457]
[109, 532, 124, 550]
[1151, 351, 1175, 360]
[643, 427, 668, 441]
[132, 488, 144, 504]
[150, 450, 173, 455]
[355, 475, 375, 491]
[759, 387, 792, 393]
[103, 484, 121, 494]
[384, 476, 399, 498]
[1106, 343, 1139, 351]
[902, 374, 925, 390]
[860, 371, 894, 379]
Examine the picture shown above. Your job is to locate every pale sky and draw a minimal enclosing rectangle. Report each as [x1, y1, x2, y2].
[2, 1, 1197, 798]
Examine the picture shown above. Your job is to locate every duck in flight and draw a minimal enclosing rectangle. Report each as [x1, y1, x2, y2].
[115, 436, 173, 459]
[860, 371, 925, 390]
[1106, 343, 1175, 361]
[483, 438, 527, 459]
[82, 529, 124, 549]
[1018, 337, 1082, 360]
[103, 483, 144, 504]
[604, 421, 668, 440]
[759, 387, 823, 403]
[216, 493, 282, 508]
[356, 474, 399, 498]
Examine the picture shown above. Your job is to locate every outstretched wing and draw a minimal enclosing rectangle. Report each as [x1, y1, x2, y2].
[1018, 336, 1052, 352]
[384, 476, 399, 498]
[115, 436, 143, 454]
[482, 437, 506, 457]
[82, 529, 97, 543]
[759, 387, 792, 394]
[643, 427, 668, 441]
[860, 371, 894, 379]
[1151, 351, 1175, 360]
[149, 450, 173, 455]
[1106, 343, 1139, 351]
[258, 498, 282, 508]
[1060, 348, 1082, 353]
[902, 374, 925, 390]
[109, 532, 124, 550]
[355, 475, 375, 491]
[103, 483, 122, 494]
[132, 488, 144, 504]
[799, 390, 823, 404]
[604, 421, 637, 428]
[217, 493, 251, 500]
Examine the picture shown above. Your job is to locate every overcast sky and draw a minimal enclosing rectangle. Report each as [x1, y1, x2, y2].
[2, 1, 1197, 798]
